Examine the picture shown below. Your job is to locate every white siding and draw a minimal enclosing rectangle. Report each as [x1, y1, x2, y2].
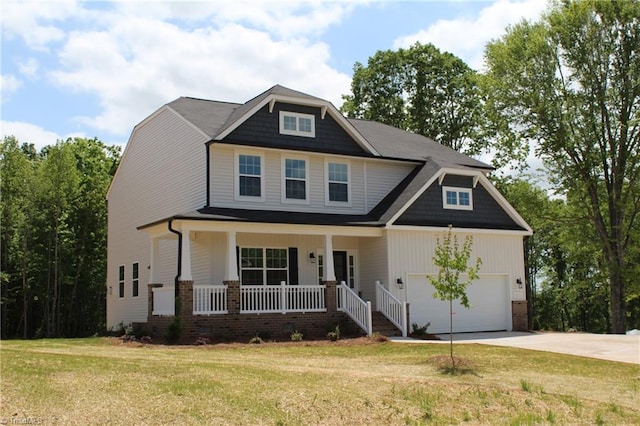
[359, 234, 389, 306]
[365, 162, 415, 211]
[106, 107, 209, 327]
[385, 229, 526, 303]
[209, 145, 414, 215]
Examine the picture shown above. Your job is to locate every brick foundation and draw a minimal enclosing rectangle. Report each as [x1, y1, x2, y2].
[512, 300, 529, 331]
[145, 280, 356, 344]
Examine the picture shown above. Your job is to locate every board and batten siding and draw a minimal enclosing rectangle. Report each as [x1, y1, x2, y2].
[106, 107, 209, 327]
[209, 144, 414, 215]
[385, 229, 526, 302]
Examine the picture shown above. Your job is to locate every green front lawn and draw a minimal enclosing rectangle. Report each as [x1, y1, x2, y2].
[1, 337, 638, 425]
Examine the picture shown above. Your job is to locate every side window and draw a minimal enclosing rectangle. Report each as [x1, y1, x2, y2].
[282, 157, 308, 203]
[326, 161, 350, 204]
[132, 262, 139, 297]
[442, 186, 473, 210]
[237, 153, 264, 200]
[118, 265, 125, 298]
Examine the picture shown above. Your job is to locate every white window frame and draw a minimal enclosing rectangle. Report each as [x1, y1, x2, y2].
[442, 186, 473, 210]
[235, 151, 265, 202]
[240, 247, 289, 285]
[279, 111, 315, 138]
[281, 155, 310, 204]
[325, 159, 351, 206]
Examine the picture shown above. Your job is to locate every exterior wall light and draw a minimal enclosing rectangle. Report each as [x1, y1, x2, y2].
[516, 278, 523, 289]
[396, 277, 404, 289]
[309, 252, 316, 263]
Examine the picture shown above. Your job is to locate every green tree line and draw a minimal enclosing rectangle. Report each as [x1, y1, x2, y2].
[342, 0, 639, 333]
[1, 136, 120, 338]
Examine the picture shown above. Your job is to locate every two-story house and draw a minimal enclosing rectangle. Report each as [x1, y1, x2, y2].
[106, 85, 532, 341]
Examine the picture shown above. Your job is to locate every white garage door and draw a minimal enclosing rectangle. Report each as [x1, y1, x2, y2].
[406, 274, 510, 334]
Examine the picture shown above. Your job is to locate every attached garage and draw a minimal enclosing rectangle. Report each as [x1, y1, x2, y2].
[406, 274, 511, 334]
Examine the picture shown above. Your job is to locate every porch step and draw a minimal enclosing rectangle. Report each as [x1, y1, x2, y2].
[371, 311, 402, 337]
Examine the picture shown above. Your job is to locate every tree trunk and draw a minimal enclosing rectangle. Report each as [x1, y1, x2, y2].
[608, 254, 626, 334]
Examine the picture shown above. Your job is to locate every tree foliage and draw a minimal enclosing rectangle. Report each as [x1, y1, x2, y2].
[0, 136, 120, 338]
[483, 0, 640, 333]
[428, 225, 482, 366]
[341, 42, 486, 154]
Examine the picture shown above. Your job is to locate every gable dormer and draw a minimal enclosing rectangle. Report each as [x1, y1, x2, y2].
[213, 85, 380, 157]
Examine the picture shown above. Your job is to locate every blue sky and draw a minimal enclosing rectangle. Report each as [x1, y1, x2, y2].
[1, 0, 547, 150]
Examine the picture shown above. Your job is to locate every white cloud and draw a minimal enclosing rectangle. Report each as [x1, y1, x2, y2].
[1, 120, 65, 150]
[393, 0, 547, 70]
[0, 0, 78, 50]
[18, 58, 40, 78]
[0, 74, 23, 100]
[48, 7, 352, 137]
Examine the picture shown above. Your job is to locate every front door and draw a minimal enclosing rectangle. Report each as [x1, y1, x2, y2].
[333, 251, 350, 288]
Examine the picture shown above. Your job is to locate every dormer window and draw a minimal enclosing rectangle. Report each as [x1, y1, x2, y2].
[279, 111, 315, 138]
[442, 186, 473, 210]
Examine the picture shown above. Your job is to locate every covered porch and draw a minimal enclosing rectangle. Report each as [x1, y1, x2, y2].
[140, 218, 408, 340]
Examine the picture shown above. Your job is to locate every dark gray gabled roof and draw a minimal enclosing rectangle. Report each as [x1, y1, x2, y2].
[348, 118, 491, 169]
[167, 97, 239, 139]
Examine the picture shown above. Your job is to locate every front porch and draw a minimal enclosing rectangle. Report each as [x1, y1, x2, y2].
[147, 279, 408, 342]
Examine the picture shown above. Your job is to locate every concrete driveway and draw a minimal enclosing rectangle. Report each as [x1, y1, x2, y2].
[389, 331, 640, 364]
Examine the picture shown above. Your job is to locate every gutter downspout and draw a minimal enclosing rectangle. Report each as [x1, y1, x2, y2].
[205, 140, 213, 208]
[168, 220, 182, 305]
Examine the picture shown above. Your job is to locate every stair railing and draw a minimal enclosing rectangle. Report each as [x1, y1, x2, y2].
[375, 281, 408, 337]
[337, 282, 372, 336]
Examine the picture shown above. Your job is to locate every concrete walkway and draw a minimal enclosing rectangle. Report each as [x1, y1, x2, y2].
[389, 331, 640, 364]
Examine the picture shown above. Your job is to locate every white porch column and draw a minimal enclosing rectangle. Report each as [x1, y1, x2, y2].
[225, 231, 239, 281]
[180, 229, 193, 281]
[324, 234, 336, 281]
[149, 237, 159, 283]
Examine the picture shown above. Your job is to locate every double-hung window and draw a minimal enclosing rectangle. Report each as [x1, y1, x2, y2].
[279, 111, 315, 138]
[282, 157, 308, 203]
[118, 265, 125, 298]
[442, 186, 473, 210]
[326, 161, 350, 204]
[240, 248, 288, 285]
[237, 153, 263, 200]
[132, 262, 139, 297]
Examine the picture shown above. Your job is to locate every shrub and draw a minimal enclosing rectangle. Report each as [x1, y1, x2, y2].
[327, 324, 340, 341]
[290, 330, 303, 342]
[370, 332, 389, 342]
[164, 316, 182, 343]
[194, 336, 211, 346]
[249, 335, 264, 344]
[411, 322, 431, 336]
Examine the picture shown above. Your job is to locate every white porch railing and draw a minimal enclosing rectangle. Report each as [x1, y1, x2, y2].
[152, 287, 175, 315]
[193, 285, 228, 314]
[337, 282, 372, 336]
[241, 283, 326, 314]
[375, 281, 408, 337]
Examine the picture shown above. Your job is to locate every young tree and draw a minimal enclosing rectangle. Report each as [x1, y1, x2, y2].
[483, 0, 640, 333]
[428, 225, 482, 368]
[341, 43, 487, 155]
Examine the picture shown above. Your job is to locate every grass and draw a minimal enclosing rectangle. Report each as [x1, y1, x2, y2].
[1, 337, 639, 425]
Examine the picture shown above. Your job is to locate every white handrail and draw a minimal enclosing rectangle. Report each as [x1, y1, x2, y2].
[241, 283, 326, 314]
[193, 285, 228, 314]
[337, 282, 372, 336]
[375, 281, 407, 337]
